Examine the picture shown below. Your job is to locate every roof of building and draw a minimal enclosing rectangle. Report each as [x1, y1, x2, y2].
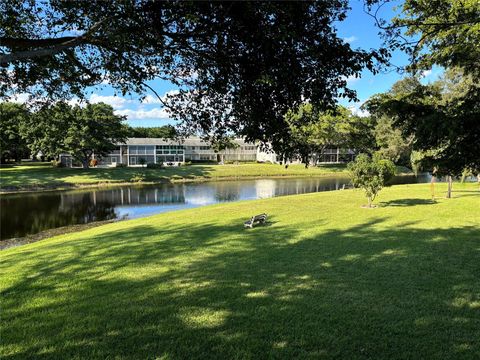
[119, 137, 253, 146]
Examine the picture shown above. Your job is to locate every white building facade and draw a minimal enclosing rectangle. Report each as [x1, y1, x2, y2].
[60, 137, 355, 167]
[98, 137, 257, 167]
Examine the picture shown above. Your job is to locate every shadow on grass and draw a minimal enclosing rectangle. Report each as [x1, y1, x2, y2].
[379, 198, 437, 207]
[1, 218, 479, 359]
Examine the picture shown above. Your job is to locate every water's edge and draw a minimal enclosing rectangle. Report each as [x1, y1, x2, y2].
[0, 172, 351, 195]
[1, 175, 431, 245]
[0, 219, 116, 250]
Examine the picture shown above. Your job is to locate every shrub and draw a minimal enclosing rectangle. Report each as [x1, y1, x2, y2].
[115, 163, 126, 168]
[146, 162, 163, 169]
[348, 154, 396, 208]
[130, 173, 146, 183]
[51, 160, 64, 168]
[138, 158, 146, 167]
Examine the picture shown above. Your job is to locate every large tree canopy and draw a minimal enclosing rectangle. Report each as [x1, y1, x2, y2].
[365, 0, 480, 175]
[20, 102, 128, 168]
[0, 1, 381, 152]
[367, 0, 480, 75]
[128, 126, 177, 139]
[280, 104, 375, 167]
[366, 71, 480, 175]
[0, 102, 30, 163]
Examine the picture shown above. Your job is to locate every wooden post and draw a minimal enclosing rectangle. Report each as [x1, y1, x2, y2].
[430, 175, 436, 200]
[446, 175, 453, 199]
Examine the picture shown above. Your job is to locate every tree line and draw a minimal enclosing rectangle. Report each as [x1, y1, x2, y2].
[0, 102, 175, 167]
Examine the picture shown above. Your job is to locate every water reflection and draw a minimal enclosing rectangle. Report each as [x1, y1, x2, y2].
[1, 175, 431, 240]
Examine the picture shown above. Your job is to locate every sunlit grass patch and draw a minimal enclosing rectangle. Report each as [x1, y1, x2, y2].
[0, 183, 479, 359]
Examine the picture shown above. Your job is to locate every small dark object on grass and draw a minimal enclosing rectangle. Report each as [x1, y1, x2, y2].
[244, 213, 268, 228]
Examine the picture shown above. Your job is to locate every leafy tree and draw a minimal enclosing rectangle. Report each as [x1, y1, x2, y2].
[0, 1, 381, 157]
[128, 126, 177, 139]
[366, 0, 480, 76]
[21, 102, 128, 168]
[348, 154, 396, 208]
[210, 137, 239, 164]
[282, 104, 375, 167]
[366, 71, 480, 185]
[0, 102, 30, 163]
[373, 116, 413, 166]
[282, 103, 323, 167]
[20, 102, 73, 160]
[365, 1, 480, 191]
[64, 103, 129, 168]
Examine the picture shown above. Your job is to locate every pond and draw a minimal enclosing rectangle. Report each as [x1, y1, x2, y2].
[1, 174, 432, 240]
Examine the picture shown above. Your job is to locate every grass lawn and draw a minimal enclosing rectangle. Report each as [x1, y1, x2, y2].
[1, 183, 479, 359]
[0, 162, 347, 191]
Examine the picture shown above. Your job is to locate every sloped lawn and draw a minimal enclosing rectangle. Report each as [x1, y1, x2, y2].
[1, 183, 479, 359]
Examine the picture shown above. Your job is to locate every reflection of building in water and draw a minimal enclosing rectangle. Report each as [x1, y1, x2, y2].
[184, 184, 219, 205]
[122, 186, 186, 205]
[254, 179, 277, 199]
[255, 178, 350, 198]
[59, 186, 187, 210]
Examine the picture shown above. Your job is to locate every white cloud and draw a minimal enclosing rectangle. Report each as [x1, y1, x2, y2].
[141, 89, 180, 104]
[348, 103, 370, 118]
[2, 93, 89, 107]
[343, 36, 357, 43]
[341, 74, 361, 85]
[67, 97, 85, 107]
[89, 94, 132, 108]
[420, 70, 432, 78]
[115, 107, 171, 120]
[7, 93, 30, 104]
[347, 75, 360, 84]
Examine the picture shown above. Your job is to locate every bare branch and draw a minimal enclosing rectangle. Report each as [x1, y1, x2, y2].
[0, 37, 78, 48]
[141, 82, 176, 112]
[0, 19, 108, 65]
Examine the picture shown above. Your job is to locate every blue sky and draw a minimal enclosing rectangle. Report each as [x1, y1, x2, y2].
[76, 0, 442, 127]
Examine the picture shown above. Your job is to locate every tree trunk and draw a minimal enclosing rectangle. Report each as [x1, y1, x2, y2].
[14, 151, 21, 163]
[446, 175, 453, 198]
[430, 175, 436, 200]
[367, 196, 372, 208]
[82, 159, 89, 169]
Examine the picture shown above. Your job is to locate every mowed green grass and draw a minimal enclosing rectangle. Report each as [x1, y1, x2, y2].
[0, 162, 347, 189]
[1, 183, 479, 359]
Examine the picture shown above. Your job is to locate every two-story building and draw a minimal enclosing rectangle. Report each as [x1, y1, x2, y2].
[59, 137, 355, 167]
